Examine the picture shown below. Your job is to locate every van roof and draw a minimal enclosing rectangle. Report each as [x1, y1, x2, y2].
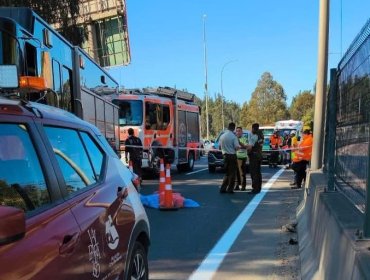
[0, 97, 100, 134]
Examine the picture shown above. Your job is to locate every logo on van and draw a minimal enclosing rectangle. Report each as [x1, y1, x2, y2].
[105, 215, 119, 250]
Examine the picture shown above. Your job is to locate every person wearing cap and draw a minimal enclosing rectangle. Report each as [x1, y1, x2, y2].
[291, 129, 313, 189]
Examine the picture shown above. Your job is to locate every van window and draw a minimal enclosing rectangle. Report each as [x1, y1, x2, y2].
[0, 124, 49, 212]
[44, 127, 99, 194]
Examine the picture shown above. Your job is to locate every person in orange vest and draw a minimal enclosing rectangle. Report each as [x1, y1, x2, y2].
[291, 129, 313, 189]
[269, 130, 283, 168]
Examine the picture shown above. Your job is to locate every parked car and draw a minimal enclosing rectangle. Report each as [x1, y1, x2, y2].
[0, 97, 150, 280]
[208, 130, 250, 173]
[200, 139, 213, 156]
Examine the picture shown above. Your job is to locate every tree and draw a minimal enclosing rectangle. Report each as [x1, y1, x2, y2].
[244, 72, 289, 126]
[0, 0, 86, 45]
[289, 90, 315, 122]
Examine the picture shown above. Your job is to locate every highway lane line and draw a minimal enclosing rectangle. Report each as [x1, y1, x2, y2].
[186, 168, 208, 175]
[188, 167, 285, 280]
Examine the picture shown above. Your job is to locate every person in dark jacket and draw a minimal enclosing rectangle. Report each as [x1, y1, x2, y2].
[247, 123, 264, 194]
[125, 128, 143, 180]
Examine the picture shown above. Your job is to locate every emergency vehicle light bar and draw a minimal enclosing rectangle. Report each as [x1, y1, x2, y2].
[19, 76, 48, 91]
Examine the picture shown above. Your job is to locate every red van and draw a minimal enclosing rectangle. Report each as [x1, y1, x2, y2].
[0, 97, 150, 280]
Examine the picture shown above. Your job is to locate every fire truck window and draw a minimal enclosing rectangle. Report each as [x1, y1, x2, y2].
[161, 105, 170, 130]
[113, 100, 143, 126]
[0, 124, 50, 213]
[145, 102, 170, 130]
[25, 43, 37, 76]
[61, 66, 72, 111]
[187, 112, 200, 142]
[44, 126, 97, 195]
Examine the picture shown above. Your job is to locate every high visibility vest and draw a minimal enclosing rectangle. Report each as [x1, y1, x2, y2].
[293, 135, 313, 162]
[270, 135, 282, 149]
[291, 136, 298, 160]
[237, 136, 248, 159]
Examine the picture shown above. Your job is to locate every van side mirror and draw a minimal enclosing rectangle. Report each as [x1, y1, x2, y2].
[0, 206, 26, 245]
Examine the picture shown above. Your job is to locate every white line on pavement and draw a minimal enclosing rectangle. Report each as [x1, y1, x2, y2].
[186, 168, 208, 175]
[188, 167, 285, 280]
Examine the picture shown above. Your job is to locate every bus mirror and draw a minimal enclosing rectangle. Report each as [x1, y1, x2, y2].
[41, 51, 53, 89]
[0, 65, 19, 88]
[43, 28, 53, 48]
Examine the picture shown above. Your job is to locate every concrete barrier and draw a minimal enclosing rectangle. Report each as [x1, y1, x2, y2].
[297, 170, 370, 280]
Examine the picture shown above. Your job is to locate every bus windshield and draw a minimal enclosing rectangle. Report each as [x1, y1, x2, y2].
[112, 99, 143, 126]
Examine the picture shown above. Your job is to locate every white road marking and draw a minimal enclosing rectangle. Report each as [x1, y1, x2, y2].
[186, 168, 208, 175]
[188, 168, 285, 280]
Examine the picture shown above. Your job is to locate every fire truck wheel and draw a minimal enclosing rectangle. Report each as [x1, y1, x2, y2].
[186, 152, 195, 171]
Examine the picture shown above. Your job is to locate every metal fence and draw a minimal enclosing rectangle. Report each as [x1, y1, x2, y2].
[331, 19, 370, 213]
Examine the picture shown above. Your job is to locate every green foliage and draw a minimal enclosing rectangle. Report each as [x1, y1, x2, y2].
[242, 72, 289, 128]
[198, 72, 317, 140]
[289, 90, 315, 123]
[0, 0, 86, 45]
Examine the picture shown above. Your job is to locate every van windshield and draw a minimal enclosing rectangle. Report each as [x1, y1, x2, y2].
[112, 99, 143, 126]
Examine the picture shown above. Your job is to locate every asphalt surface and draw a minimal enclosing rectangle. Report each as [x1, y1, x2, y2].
[140, 156, 303, 280]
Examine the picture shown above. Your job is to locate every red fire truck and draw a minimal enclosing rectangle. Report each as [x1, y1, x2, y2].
[111, 87, 201, 173]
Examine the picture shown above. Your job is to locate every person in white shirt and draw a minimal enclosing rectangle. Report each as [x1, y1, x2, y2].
[219, 122, 240, 193]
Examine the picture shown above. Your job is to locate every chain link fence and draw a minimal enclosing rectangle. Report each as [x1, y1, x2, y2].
[334, 19, 370, 212]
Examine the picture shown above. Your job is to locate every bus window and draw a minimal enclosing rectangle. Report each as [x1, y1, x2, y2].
[51, 60, 61, 107]
[62, 66, 72, 112]
[0, 31, 18, 65]
[25, 42, 37, 76]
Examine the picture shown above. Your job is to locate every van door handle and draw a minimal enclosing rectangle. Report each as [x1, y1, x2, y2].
[59, 232, 80, 256]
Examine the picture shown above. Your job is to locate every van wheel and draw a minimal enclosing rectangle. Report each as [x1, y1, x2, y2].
[125, 241, 148, 280]
[186, 152, 195, 171]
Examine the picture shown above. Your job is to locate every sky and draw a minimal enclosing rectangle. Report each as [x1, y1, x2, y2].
[109, 0, 370, 106]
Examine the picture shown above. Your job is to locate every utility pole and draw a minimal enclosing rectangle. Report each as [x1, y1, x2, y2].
[203, 14, 209, 140]
[311, 0, 329, 170]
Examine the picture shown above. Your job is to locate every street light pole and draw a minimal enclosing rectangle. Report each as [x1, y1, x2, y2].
[203, 14, 209, 140]
[220, 59, 237, 130]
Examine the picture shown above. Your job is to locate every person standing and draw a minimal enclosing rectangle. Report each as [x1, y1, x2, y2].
[247, 123, 264, 194]
[291, 129, 313, 189]
[289, 130, 299, 184]
[219, 122, 240, 194]
[235, 126, 249, 191]
[125, 128, 143, 180]
[269, 130, 282, 168]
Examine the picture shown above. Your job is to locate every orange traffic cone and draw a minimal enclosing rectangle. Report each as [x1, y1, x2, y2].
[160, 163, 177, 211]
[128, 160, 133, 173]
[159, 159, 165, 193]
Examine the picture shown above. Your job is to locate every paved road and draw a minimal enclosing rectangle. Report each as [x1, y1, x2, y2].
[140, 156, 302, 280]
